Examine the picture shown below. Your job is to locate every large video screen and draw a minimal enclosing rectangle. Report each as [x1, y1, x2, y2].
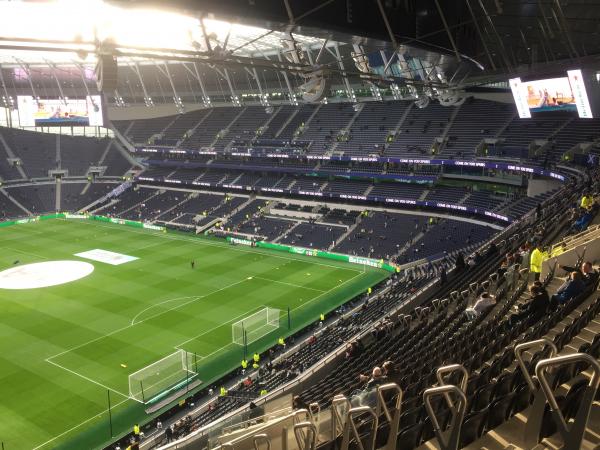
[510, 71, 594, 118]
[17, 96, 104, 127]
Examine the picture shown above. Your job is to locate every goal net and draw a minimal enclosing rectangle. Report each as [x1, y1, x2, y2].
[232, 307, 281, 346]
[128, 349, 197, 403]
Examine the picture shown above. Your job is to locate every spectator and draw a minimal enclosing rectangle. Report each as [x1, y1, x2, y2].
[510, 283, 549, 326]
[551, 271, 585, 305]
[382, 360, 399, 383]
[359, 366, 386, 390]
[560, 261, 599, 287]
[465, 292, 496, 320]
[292, 395, 309, 410]
[572, 210, 594, 233]
[165, 425, 174, 443]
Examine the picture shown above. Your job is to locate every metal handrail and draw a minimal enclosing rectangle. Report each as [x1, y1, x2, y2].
[293, 421, 317, 450]
[535, 353, 600, 450]
[375, 383, 402, 423]
[515, 338, 558, 449]
[436, 364, 469, 411]
[423, 385, 467, 450]
[375, 383, 403, 450]
[340, 406, 379, 450]
[252, 433, 271, 450]
[514, 338, 558, 391]
[331, 394, 350, 441]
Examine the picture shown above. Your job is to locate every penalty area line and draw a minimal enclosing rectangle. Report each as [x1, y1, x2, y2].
[44, 357, 131, 400]
[174, 304, 270, 349]
[176, 271, 365, 351]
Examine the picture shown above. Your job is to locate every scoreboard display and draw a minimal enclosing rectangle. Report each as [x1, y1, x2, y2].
[17, 95, 104, 127]
[510, 69, 598, 119]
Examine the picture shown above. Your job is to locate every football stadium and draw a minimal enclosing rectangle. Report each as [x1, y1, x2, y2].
[1, 1, 600, 450]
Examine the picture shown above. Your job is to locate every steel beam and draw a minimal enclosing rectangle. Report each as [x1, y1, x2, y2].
[163, 62, 184, 112]
[333, 43, 355, 102]
[14, 59, 39, 104]
[0, 63, 14, 109]
[131, 62, 153, 107]
[277, 52, 297, 105]
[434, 0, 461, 61]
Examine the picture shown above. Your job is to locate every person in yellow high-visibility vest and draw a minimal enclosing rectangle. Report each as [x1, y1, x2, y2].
[278, 337, 286, 349]
[252, 361, 259, 370]
[530, 245, 548, 281]
[581, 194, 594, 210]
[220, 386, 228, 396]
[253, 352, 260, 363]
[241, 359, 248, 371]
[367, 287, 372, 296]
[319, 313, 325, 322]
[133, 423, 141, 442]
[260, 389, 268, 396]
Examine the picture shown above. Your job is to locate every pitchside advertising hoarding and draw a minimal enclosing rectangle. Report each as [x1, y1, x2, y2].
[17, 95, 104, 127]
[510, 69, 599, 119]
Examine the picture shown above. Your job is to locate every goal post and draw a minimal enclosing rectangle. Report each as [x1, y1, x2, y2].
[128, 349, 197, 403]
[232, 307, 281, 346]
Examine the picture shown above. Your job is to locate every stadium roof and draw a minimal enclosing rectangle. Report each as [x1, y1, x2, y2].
[1, 0, 599, 109]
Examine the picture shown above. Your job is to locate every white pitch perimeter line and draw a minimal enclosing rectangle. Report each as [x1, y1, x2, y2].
[65, 219, 362, 273]
[47, 278, 248, 361]
[252, 276, 326, 292]
[45, 358, 130, 399]
[31, 396, 130, 450]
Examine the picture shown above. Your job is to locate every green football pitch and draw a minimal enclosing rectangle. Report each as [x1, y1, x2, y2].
[0, 219, 388, 450]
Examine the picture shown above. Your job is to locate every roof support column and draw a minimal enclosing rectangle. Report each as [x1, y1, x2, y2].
[45, 61, 67, 105]
[251, 68, 269, 106]
[0, 64, 14, 109]
[158, 62, 184, 112]
[192, 63, 211, 107]
[131, 63, 154, 107]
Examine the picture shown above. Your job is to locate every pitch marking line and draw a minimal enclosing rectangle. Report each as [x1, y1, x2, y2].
[31, 397, 130, 450]
[0, 246, 49, 260]
[37, 270, 367, 450]
[130, 295, 199, 325]
[45, 358, 130, 399]
[176, 271, 365, 351]
[174, 305, 269, 349]
[46, 278, 249, 361]
[64, 219, 363, 273]
[251, 276, 326, 292]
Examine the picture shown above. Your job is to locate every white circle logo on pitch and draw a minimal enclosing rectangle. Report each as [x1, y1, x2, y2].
[0, 260, 95, 289]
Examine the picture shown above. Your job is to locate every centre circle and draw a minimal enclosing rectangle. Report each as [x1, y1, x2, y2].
[0, 260, 95, 290]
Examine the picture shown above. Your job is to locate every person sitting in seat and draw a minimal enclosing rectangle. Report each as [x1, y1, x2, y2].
[560, 261, 599, 287]
[510, 282, 549, 326]
[551, 271, 585, 305]
[465, 292, 496, 320]
[359, 366, 387, 390]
